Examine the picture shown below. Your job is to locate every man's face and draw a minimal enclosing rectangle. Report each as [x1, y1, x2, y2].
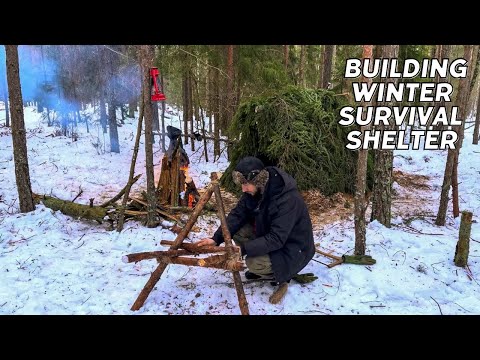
[241, 183, 257, 195]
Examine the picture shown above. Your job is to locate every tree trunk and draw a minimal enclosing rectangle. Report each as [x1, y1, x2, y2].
[284, 45, 289, 71]
[371, 45, 399, 228]
[474, 87, 480, 145]
[213, 63, 220, 160]
[108, 99, 119, 153]
[317, 45, 324, 89]
[436, 45, 474, 225]
[354, 45, 373, 256]
[139, 45, 158, 228]
[299, 45, 306, 87]
[182, 72, 189, 145]
[128, 100, 136, 118]
[160, 73, 166, 152]
[2, 76, 9, 127]
[100, 90, 107, 134]
[189, 71, 195, 152]
[454, 211, 473, 267]
[5, 45, 35, 213]
[322, 45, 334, 89]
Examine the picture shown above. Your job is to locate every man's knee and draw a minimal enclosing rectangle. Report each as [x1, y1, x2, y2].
[246, 255, 273, 276]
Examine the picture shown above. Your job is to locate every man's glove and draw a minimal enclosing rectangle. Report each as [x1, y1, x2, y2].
[292, 273, 318, 284]
[342, 255, 376, 265]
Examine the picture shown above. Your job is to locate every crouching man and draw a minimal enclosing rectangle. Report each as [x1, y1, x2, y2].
[196, 156, 315, 284]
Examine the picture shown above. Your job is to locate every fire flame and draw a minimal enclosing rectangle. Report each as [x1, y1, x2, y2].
[180, 165, 195, 208]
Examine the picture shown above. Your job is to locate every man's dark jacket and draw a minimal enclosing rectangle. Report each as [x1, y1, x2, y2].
[213, 167, 315, 283]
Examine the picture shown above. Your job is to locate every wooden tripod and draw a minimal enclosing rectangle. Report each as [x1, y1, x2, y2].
[125, 177, 250, 315]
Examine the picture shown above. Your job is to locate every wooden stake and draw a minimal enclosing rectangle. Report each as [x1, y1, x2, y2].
[213, 182, 250, 315]
[454, 211, 473, 267]
[130, 184, 215, 311]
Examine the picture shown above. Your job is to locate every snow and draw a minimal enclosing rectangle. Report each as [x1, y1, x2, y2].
[0, 105, 479, 315]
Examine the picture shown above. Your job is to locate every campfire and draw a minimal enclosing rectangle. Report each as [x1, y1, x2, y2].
[180, 165, 198, 208]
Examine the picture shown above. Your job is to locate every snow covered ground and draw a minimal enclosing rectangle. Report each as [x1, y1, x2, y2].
[0, 105, 479, 315]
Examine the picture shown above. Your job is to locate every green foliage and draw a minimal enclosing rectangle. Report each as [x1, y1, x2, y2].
[221, 86, 373, 195]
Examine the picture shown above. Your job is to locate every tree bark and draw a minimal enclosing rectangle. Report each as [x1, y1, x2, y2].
[108, 98, 119, 153]
[2, 76, 9, 127]
[139, 45, 157, 227]
[299, 45, 306, 87]
[371, 45, 399, 228]
[436, 45, 473, 224]
[160, 74, 166, 152]
[131, 184, 215, 311]
[213, 60, 220, 160]
[474, 86, 480, 145]
[354, 45, 373, 256]
[128, 100, 136, 118]
[284, 45, 289, 72]
[5, 45, 35, 213]
[454, 211, 472, 267]
[322, 45, 335, 89]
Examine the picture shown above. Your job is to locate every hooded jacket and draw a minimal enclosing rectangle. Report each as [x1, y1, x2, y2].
[213, 166, 315, 283]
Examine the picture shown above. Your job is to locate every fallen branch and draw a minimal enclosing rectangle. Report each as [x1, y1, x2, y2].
[100, 174, 142, 208]
[129, 197, 181, 223]
[71, 187, 83, 203]
[430, 296, 443, 315]
[33, 193, 108, 223]
[315, 248, 342, 260]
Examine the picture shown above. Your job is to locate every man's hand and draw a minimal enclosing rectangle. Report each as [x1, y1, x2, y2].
[196, 238, 217, 247]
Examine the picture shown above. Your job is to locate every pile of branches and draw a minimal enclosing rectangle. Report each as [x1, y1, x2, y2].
[221, 86, 373, 195]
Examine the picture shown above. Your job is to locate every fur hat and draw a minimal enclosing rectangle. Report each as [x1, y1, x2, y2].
[232, 156, 270, 193]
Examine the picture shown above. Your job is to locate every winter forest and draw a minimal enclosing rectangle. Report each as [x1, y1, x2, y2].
[0, 45, 479, 315]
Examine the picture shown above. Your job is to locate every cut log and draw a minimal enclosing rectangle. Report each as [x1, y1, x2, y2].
[454, 211, 473, 267]
[157, 254, 244, 271]
[160, 240, 240, 254]
[123, 249, 193, 263]
[34, 193, 108, 223]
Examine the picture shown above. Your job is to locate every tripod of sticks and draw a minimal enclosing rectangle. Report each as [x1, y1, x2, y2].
[124, 176, 250, 315]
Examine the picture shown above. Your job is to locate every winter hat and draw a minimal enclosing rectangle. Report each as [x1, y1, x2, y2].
[232, 156, 270, 193]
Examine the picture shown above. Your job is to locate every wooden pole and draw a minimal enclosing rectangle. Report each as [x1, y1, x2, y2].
[454, 211, 473, 267]
[124, 249, 240, 263]
[160, 240, 240, 254]
[213, 182, 250, 315]
[117, 93, 145, 231]
[130, 184, 215, 311]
